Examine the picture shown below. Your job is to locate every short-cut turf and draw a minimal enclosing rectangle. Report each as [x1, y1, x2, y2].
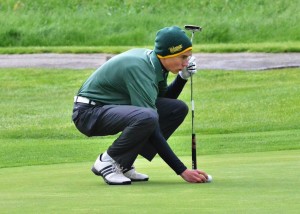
[0, 151, 299, 213]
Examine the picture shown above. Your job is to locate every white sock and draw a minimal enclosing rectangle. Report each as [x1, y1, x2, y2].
[102, 151, 112, 161]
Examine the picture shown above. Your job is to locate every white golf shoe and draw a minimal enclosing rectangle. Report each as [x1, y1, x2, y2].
[123, 166, 149, 182]
[91, 154, 131, 185]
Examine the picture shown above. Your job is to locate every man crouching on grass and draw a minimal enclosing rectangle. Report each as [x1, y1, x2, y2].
[72, 26, 209, 185]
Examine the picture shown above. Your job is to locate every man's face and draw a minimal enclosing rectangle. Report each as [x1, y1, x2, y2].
[160, 50, 192, 74]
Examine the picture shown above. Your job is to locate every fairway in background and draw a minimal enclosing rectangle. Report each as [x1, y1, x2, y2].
[0, 68, 299, 167]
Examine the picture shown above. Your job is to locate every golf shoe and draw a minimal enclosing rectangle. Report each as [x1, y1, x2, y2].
[123, 166, 149, 181]
[91, 154, 131, 185]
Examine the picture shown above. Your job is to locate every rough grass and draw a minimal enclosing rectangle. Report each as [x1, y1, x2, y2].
[0, 42, 300, 54]
[0, 0, 299, 47]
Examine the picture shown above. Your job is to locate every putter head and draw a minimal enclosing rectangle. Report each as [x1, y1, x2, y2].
[184, 25, 202, 32]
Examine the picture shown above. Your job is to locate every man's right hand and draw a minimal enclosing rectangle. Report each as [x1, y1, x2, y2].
[180, 169, 208, 183]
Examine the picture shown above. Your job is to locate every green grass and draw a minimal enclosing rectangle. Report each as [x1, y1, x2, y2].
[1, 0, 299, 210]
[0, 41, 300, 54]
[0, 67, 299, 213]
[0, 68, 299, 168]
[0, 151, 299, 213]
[0, 0, 299, 47]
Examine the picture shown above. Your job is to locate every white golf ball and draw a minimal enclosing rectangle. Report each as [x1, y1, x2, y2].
[207, 174, 213, 183]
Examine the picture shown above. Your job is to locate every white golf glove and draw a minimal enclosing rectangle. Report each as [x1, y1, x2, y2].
[179, 56, 197, 80]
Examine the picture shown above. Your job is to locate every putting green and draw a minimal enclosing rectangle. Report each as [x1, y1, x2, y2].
[0, 150, 299, 214]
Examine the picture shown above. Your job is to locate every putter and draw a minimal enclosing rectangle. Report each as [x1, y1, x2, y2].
[184, 25, 202, 170]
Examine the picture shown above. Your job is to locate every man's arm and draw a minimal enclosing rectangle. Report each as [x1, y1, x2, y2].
[149, 126, 209, 183]
[164, 74, 187, 99]
[149, 125, 187, 174]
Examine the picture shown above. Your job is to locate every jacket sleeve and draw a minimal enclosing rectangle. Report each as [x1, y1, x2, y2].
[164, 74, 188, 99]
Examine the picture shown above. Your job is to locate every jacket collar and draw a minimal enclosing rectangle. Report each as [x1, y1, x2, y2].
[149, 50, 165, 82]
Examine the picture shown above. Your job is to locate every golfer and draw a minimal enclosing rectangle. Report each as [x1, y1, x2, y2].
[72, 26, 209, 185]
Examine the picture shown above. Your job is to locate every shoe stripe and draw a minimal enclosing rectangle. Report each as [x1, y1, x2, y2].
[102, 170, 113, 177]
[99, 165, 114, 177]
[101, 167, 112, 174]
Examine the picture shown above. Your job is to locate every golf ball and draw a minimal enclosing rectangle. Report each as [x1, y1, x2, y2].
[207, 174, 213, 183]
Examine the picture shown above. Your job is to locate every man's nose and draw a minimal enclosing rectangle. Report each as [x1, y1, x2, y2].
[183, 60, 189, 67]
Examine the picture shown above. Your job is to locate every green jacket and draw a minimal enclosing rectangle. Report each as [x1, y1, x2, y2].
[77, 48, 167, 110]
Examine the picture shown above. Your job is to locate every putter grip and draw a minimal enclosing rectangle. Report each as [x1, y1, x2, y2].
[192, 133, 197, 169]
